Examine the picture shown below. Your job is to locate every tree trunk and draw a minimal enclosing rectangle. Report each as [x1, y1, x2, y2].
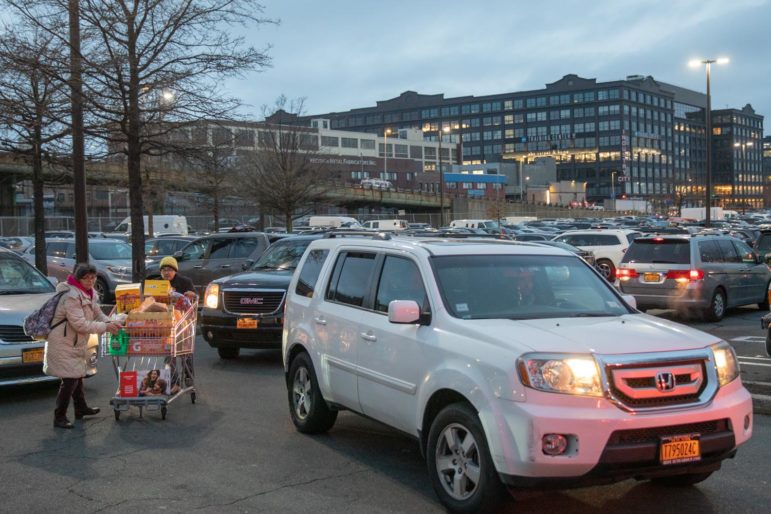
[32, 118, 46, 274]
[285, 210, 292, 232]
[68, 0, 88, 263]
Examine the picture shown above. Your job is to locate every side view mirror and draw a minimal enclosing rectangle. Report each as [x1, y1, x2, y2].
[621, 294, 637, 310]
[242, 259, 254, 270]
[173, 250, 184, 261]
[388, 300, 432, 325]
[47, 276, 59, 285]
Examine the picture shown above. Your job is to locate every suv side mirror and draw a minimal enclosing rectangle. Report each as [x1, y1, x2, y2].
[388, 300, 425, 324]
[242, 259, 254, 270]
[621, 294, 637, 310]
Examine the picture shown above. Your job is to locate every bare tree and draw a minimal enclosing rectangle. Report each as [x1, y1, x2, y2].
[239, 96, 334, 232]
[0, 25, 71, 272]
[5, 0, 275, 279]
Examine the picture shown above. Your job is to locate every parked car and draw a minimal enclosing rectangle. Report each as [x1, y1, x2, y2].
[22, 238, 132, 302]
[201, 234, 323, 359]
[552, 229, 640, 280]
[144, 236, 198, 259]
[617, 233, 771, 321]
[0, 248, 59, 386]
[528, 239, 596, 267]
[0, 236, 34, 254]
[44, 230, 75, 238]
[282, 234, 752, 512]
[144, 232, 274, 297]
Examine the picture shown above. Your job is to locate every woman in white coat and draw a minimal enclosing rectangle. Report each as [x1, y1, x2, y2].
[44, 263, 120, 429]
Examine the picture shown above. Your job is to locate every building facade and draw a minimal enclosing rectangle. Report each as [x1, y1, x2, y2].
[304, 74, 765, 212]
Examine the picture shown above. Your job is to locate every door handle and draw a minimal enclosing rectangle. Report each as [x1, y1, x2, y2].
[313, 317, 327, 325]
[193, 265, 203, 269]
[220, 264, 231, 269]
[360, 332, 377, 342]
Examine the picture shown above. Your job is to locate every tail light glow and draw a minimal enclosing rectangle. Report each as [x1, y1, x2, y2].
[617, 268, 639, 281]
[665, 269, 704, 283]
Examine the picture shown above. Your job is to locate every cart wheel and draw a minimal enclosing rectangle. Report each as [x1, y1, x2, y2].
[191, 391, 196, 404]
[114, 410, 120, 421]
[161, 407, 167, 420]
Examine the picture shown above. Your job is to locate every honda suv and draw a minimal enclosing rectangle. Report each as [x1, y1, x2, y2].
[282, 233, 752, 512]
[551, 229, 640, 280]
[617, 234, 771, 321]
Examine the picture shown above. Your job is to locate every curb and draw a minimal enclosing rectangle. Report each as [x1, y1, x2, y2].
[743, 381, 771, 416]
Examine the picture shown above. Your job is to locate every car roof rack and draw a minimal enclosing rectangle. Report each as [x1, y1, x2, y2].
[324, 230, 392, 240]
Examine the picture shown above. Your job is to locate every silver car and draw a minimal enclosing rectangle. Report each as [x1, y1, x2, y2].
[22, 238, 132, 302]
[617, 234, 771, 321]
[0, 248, 59, 386]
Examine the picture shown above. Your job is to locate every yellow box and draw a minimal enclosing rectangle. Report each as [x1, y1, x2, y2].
[144, 279, 172, 299]
[115, 283, 142, 313]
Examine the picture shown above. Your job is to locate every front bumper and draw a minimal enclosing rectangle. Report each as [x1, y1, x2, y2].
[200, 308, 283, 349]
[484, 378, 752, 484]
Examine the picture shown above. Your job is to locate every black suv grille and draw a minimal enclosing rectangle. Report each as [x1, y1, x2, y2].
[607, 419, 730, 445]
[223, 290, 285, 315]
[0, 325, 34, 343]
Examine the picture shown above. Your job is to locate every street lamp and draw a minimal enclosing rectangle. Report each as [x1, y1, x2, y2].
[611, 170, 617, 207]
[734, 141, 754, 211]
[437, 125, 451, 226]
[689, 57, 729, 227]
[383, 128, 392, 180]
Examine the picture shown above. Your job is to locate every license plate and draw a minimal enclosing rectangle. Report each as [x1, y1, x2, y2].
[660, 434, 701, 465]
[643, 272, 660, 282]
[22, 348, 44, 364]
[237, 318, 258, 329]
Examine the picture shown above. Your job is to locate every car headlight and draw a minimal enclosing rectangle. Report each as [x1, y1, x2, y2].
[517, 353, 602, 397]
[106, 265, 129, 277]
[711, 342, 739, 387]
[204, 283, 219, 309]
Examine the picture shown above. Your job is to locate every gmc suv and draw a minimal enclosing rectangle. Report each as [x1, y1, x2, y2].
[282, 233, 752, 512]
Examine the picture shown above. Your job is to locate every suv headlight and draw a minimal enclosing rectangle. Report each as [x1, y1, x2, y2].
[711, 342, 739, 386]
[106, 265, 128, 277]
[517, 353, 602, 397]
[204, 284, 220, 309]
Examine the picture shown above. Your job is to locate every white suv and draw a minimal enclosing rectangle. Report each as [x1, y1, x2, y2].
[552, 229, 640, 280]
[282, 234, 752, 513]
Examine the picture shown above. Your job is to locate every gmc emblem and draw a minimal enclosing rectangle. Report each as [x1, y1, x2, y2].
[240, 297, 264, 305]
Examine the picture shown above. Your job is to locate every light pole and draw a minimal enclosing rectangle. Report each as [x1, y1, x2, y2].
[383, 128, 391, 180]
[733, 141, 753, 211]
[437, 125, 451, 227]
[689, 57, 729, 227]
[611, 171, 617, 208]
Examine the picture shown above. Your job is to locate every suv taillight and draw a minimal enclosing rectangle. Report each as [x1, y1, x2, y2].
[665, 269, 704, 282]
[617, 268, 639, 280]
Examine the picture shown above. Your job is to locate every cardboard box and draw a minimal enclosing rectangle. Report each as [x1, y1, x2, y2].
[144, 279, 172, 300]
[115, 283, 142, 313]
[119, 371, 138, 397]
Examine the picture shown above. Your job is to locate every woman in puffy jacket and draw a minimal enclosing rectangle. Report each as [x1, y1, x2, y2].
[44, 263, 121, 429]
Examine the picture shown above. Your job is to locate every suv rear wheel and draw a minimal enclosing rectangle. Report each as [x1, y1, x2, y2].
[426, 403, 508, 513]
[596, 258, 616, 281]
[703, 288, 726, 322]
[288, 352, 337, 434]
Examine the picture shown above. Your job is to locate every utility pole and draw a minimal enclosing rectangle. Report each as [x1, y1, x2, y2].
[68, 0, 88, 262]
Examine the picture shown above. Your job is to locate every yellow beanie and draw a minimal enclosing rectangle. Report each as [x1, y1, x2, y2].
[159, 256, 178, 271]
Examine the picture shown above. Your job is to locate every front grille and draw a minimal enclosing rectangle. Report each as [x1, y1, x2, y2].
[607, 419, 730, 445]
[223, 290, 285, 315]
[0, 325, 34, 343]
[607, 359, 708, 409]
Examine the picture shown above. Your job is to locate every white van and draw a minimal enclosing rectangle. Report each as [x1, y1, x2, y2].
[449, 219, 499, 230]
[109, 215, 189, 237]
[308, 216, 362, 229]
[504, 216, 537, 225]
[360, 178, 393, 190]
[362, 219, 408, 231]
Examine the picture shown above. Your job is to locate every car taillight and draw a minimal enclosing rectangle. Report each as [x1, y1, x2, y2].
[666, 269, 704, 282]
[617, 268, 638, 280]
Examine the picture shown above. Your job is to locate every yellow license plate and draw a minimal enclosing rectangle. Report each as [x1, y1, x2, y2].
[660, 434, 701, 465]
[643, 272, 660, 282]
[22, 348, 44, 364]
[237, 318, 258, 329]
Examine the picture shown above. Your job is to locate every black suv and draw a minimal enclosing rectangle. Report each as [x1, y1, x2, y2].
[200, 235, 323, 359]
[145, 232, 280, 297]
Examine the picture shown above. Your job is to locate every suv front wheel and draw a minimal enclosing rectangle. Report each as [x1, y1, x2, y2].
[288, 352, 337, 434]
[426, 403, 508, 513]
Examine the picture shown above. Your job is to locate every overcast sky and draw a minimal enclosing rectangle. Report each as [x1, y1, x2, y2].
[228, 0, 770, 135]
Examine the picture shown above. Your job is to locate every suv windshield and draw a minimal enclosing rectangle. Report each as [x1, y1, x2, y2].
[0, 254, 56, 294]
[432, 254, 630, 320]
[622, 239, 691, 264]
[251, 239, 313, 271]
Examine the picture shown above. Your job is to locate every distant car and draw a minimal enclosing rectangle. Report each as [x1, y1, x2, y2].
[617, 233, 771, 320]
[528, 240, 596, 267]
[144, 236, 198, 260]
[0, 236, 34, 253]
[0, 248, 59, 386]
[44, 230, 75, 238]
[552, 229, 641, 280]
[22, 238, 132, 302]
[201, 234, 324, 359]
[144, 232, 275, 297]
[360, 178, 393, 190]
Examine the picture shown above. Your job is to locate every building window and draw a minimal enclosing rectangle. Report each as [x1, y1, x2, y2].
[360, 139, 376, 150]
[394, 144, 408, 158]
[321, 136, 339, 147]
[341, 137, 358, 148]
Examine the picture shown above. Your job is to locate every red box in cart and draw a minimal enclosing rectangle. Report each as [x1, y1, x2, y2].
[119, 371, 138, 397]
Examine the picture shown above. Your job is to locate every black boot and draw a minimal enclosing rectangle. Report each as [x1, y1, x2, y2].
[75, 407, 101, 419]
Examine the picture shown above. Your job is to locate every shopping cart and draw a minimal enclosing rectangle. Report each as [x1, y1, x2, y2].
[101, 301, 197, 420]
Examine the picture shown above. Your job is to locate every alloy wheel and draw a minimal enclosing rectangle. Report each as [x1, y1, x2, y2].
[292, 367, 311, 420]
[435, 422, 481, 501]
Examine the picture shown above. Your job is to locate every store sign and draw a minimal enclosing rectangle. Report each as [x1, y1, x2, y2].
[309, 157, 377, 166]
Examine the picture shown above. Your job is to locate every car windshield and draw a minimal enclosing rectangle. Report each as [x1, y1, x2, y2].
[89, 241, 133, 260]
[250, 239, 312, 270]
[432, 254, 630, 320]
[0, 254, 56, 294]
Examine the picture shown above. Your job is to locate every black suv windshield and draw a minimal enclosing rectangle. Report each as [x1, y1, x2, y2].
[432, 254, 630, 320]
[251, 238, 313, 271]
[622, 238, 691, 264]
